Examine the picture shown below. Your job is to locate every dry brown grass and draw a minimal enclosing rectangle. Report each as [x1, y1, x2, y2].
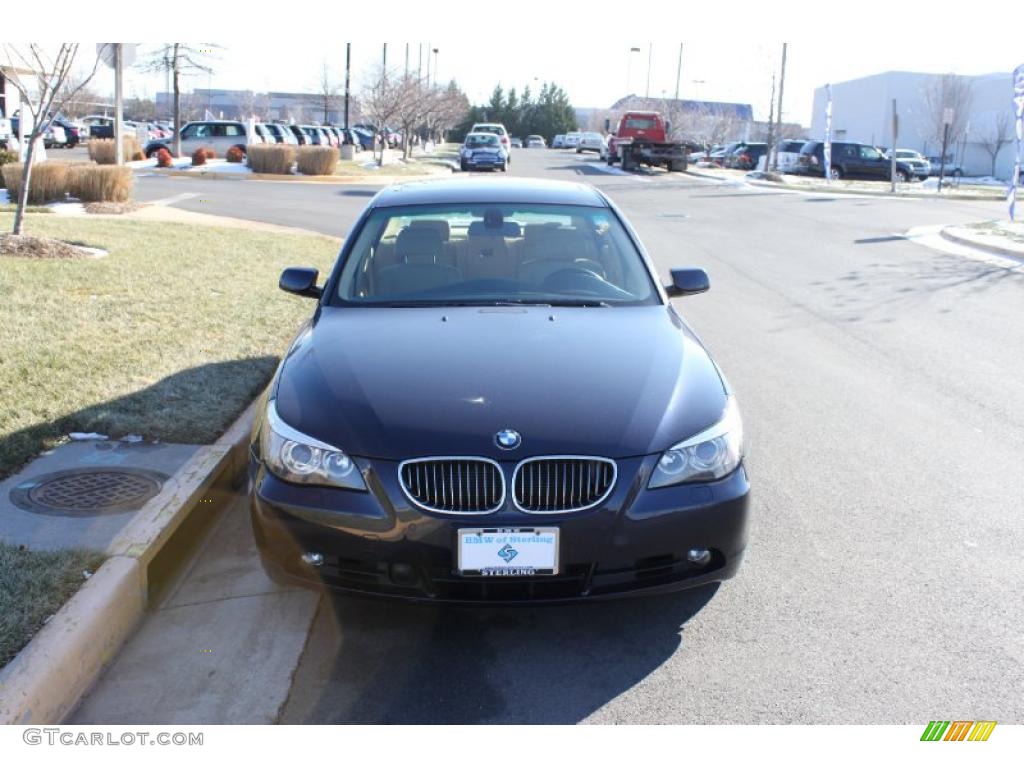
[1, 162, 69, 204]
[296, 146, 339, 176]
[66, 165, 134, 203]
[0, 234, 97, 259]
[86, 137, 143, 165]
[248, 144, 295, 174]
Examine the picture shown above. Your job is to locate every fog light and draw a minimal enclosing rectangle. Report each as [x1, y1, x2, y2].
[389, 563, 418, 586]
[686, 548, 711, 566]
[301, 552, 324, 567]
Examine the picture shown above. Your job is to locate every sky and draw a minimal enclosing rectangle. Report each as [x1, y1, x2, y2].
[82, 38, 1022, 129]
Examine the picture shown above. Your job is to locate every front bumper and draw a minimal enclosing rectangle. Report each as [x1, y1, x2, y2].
[249, 452, 750, 604]
[464, 154, 504, 168]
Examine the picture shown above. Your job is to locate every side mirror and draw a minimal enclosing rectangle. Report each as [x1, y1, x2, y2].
[279, 267, 322, 299]
[665, 268, 709, 297]
[604, 118, 611, 132]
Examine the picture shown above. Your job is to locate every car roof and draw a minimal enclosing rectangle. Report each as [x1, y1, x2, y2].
[371, 178, 607, 208]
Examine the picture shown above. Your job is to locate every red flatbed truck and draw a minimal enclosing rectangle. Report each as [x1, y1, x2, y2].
[606, 110, 688, 172]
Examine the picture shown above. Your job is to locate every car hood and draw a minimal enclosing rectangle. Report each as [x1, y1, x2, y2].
[274, 306, 728, 461]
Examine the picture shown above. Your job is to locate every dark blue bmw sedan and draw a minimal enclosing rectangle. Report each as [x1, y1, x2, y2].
[249, 177, 749, 602]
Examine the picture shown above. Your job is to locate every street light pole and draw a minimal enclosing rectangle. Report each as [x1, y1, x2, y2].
[426, 41, 431, 88]
[645, 43, 652, 99]
[626, 47, 640, 96]
[772, 42, 787, 172]
[432, 48, 439, 87]
[344, 43, 351, 130]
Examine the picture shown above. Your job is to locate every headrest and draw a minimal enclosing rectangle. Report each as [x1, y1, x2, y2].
[408, 219, 450, 241]
[468, 220, 521, 238]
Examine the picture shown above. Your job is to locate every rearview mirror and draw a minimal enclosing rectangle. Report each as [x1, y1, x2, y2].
[279, 267, 322, 299]
[665, 268, 710, 297]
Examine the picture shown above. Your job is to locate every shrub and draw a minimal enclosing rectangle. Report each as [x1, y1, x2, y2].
[1, 161, 69, 204]
[296, 146, 339, 176]
[87, 137, 143, 165]
[226, 146, 245, 163]
[0, 149, 18, 189]
[203, 147, 216, 160]
[192, 148, 208, 166]
[131, 150, 145, 161]
[156, 148, 173, 168]
[66, 165, 134, 203]
[247, 144, 295, 175]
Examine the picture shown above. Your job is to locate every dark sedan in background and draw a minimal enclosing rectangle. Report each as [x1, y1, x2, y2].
[249, 178, 750, 603]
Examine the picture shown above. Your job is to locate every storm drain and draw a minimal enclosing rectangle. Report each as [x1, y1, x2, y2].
[10, 468, 168, 517]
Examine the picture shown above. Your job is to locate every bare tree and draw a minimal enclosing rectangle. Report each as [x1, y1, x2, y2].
[1, 44, 102, 236]
[55, 76, 106, 118]
[361, 66, 405, 165]
[139, 44, 218, 156]
[921, 74, 973, 155]
[979, 111, 1012, 178]
[423, 82, 469, 146]
[316, 61, 341, 124]
[236, 90, 260, 121]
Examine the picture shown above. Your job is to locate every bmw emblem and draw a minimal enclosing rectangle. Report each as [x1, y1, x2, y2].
[495, 429, 522, 450]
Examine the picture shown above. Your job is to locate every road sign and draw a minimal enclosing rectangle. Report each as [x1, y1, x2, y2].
[97, 44, 137, 69]
[943, 107, 954, 126]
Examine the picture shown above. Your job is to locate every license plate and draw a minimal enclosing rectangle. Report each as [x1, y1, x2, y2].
[457, 527, 559, 576]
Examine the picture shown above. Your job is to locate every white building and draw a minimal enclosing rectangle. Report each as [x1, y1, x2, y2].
[810, 71, 1020, 180]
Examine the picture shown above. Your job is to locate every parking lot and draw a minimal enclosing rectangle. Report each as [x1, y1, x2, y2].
[70, 147, 1024, 724]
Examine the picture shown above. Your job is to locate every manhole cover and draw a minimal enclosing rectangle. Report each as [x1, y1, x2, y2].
[10, 468, 168, 517]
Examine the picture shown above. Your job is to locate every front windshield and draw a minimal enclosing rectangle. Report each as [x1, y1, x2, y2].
[334, 203, 658, 307]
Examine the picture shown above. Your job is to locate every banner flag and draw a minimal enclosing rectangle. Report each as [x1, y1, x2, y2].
[824, 84, 833, 184]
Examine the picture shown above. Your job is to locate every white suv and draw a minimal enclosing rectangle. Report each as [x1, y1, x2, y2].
[144, 120, 250, 159]
[470, 122, 511, 164]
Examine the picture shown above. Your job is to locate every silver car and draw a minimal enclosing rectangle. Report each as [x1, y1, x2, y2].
[144, 120, 250, 158]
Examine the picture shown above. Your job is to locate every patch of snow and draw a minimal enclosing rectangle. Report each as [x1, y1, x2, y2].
[185, 159, 252, 174]
[48, 202, 87, 216]
[127, 158, 157, 169]
[69, 432, 109, 441]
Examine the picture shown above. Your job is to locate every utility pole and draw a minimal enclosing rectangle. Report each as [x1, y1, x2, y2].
[890, 99, 898, 192]
[763, 74, 775, 174]
[114, 43, 123, 166]
[418, 44, 423, 82]
[426, 41, 431, 88]
[645, 43, 652, 99]
[773, 42, 787, 171]
[938, 108, 953, 193]
[382, 43, 387, 72]
[674, 43, 682, 101]
[405, 43, 409, 77]
[344, 43, 351, 130]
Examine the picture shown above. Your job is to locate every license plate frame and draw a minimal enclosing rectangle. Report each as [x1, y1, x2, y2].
[457, 527, 559, 577]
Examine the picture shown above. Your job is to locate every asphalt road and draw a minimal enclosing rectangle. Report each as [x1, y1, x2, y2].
[83, 150, 1024, 724]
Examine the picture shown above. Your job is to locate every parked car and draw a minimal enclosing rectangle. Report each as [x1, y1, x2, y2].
[526, 135, 546, 149]
[576, 132, 606, 154]
[725, 143, 768, 171]
[144, 120, 249, 159]
[887, 149, 930, 180]
[350, 127, 375, 151]
[775, 139, 806, 173]
[459, 132, 508, 172]
[47, 116, 83, 148]
[552, 134, 566, 148]
[925, 155, 963, 178]
[252, 123, 274, 145]
[510, 137, 523, 148]
[796, 140, 918, 182]
[251, 177, 750, 602]
[8, 117, 66, 149]
[563, 131, 582, 148]
[470, 122, 511, 162]
[286, 124, 310, 146]
[261, 123, 299, 145]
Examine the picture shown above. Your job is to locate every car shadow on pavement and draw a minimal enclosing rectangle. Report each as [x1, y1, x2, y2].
[281, 585, 718, 724]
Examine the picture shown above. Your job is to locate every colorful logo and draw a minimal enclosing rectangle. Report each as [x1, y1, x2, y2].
[497, 544, 519, 563]
[920, 721, 996, 742]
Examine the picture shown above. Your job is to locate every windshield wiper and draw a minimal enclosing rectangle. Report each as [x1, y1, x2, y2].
[547, 299, 611, 307]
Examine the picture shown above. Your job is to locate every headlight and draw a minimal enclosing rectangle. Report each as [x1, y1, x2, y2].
[260, 400, 366, 490]
[648, 398, 743, 488]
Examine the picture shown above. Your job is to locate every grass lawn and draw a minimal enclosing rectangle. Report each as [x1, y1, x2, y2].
[0, 543, 106, 668]
[0, 213, 340, 480]
[335, 158, 448, 177]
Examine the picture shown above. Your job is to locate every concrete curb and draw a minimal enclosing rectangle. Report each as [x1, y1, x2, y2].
[0, 399, 260, 725]
[684, 168, 1004, 201]
[155, 166, 451, 185]
[939, 227, 1024, 261]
